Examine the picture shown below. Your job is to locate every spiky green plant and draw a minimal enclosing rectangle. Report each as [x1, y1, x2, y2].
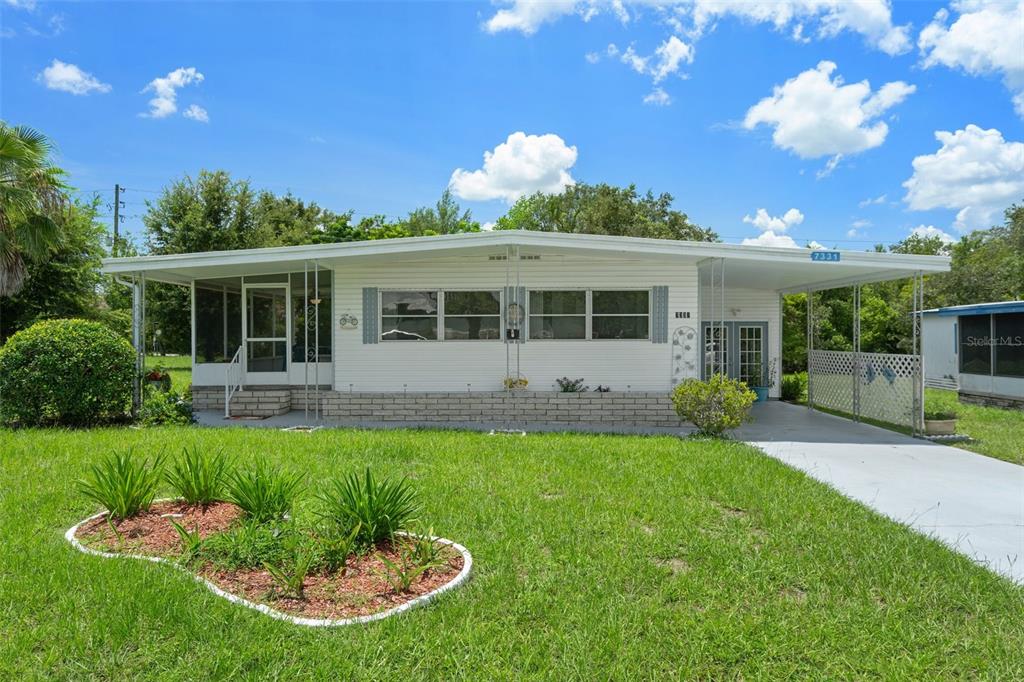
[378, 554, 432, 593]
[225, 461, 303, 523]
[165, 447, 229, 505]
[77, 450, 164, 520]
[169, 520, 203, 564]
[264, 548, 316, 599]
[407, 525, 442, 569]
[315, 468, 420, 548]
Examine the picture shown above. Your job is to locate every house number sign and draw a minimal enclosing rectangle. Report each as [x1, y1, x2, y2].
[810, 251, 841, 262]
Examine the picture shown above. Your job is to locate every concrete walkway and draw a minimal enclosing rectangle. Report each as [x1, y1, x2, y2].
[737, 401, 1024, 583]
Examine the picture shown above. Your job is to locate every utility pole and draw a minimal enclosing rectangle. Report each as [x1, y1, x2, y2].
[112, 184, 124, 253]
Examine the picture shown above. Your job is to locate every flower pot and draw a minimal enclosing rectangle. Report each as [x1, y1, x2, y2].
[925, 419, 957, 436]
[752, 386, 769, 402]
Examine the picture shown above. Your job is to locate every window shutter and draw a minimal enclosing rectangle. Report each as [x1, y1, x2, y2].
[362, 287, 378, 344]
[652, 285, 668, 343]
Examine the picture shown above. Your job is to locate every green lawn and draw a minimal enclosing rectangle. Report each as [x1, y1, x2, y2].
[146, 354, 191, 392]
[926, 388, 1024, 465]
[2, 427, 1022, 679]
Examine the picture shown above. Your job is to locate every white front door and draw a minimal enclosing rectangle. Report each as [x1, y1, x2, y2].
[243, 283, 290, 384]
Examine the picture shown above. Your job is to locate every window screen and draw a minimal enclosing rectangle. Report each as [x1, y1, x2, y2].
[959, 315, 992, 375]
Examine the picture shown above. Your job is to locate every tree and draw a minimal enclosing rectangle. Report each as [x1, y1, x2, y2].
[494, 183, 716, 242]
[0, 122, 66, 297]
[0, 200, 108, 342]
[401, 188, 480, 236]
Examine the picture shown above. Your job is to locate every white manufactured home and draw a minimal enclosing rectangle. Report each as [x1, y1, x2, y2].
[922, 301, 1024, 408]
[103, 231, 949, 429]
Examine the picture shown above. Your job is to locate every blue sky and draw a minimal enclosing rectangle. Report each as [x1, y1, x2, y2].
[2, 0, 1022, 249]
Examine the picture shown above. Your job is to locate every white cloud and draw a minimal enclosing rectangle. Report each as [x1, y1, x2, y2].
[606, 43, 619, 56]
[902, 124, 1024, 231]
[484, 1, 911, 55]
[816, 153, 843, 179]
[910, 224, 956, 244]
[484, 0, 581, 34]
[919, 1, 1024, 117]
[689, 0, 911, 55]
[481, 221, 497, 231]
[619, 35, 694, 83]
[183, 104, 209, 123]
[807, 240, 826, 250]
[141, 67, 204, 119]
[585, 51, 601, 64]
[36, 59, 111, 95]
[858, 193, 887, 207]
[449, 132, 578, 203]
[742, 207, 804, 232]
[744, 61, 915, 159]
[643, 87, 672, 106]
[851, 219, 872, 229]
[741, 230, 799, 248]
[651, 35, 693, 82]
[3, 0, 37, 9]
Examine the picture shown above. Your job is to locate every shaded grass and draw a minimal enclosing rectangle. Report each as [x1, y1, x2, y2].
[1, 426, 1022, 679]
[782, 374, 1024, 465]
[926, 388, 1024, 465]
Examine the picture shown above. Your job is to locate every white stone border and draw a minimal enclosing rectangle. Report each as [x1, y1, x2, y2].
[64, 506, 473, 628]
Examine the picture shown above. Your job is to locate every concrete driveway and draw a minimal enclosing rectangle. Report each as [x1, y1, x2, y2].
[738, 401, 1024, 584]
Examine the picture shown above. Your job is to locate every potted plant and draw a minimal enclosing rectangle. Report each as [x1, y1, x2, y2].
[145, 366, 172, 393]
[752, 359, 776, 403]
[924, 409, 958, 436]
[503, 375, 529, 391]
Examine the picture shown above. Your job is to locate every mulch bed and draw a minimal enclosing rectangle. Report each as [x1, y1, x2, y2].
[74, 501, 465, 621]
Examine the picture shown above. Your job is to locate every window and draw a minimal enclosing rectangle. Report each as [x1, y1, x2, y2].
[528, 290, 649, 340]
[381, 291, 438, 341]
[959, 315, 992, 375]
[290, 271, 332, 361]
[994, 313, 1024, 378]
[194, 277, 242, 363]
[444, 291, 501, 340]
[529, 290, 586, 340]
[737, 325, 763, 385]
[592, 290, 649, 340]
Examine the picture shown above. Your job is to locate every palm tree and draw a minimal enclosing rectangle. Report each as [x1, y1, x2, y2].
[0, 122, 66, 297]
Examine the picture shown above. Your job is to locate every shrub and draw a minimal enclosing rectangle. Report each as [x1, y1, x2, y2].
[925, 409, 958, 420]
[225, 461, 304, 523]
[671, 375, 756, 437]
[781, 372, 808, 403]
[0, 319, 135, 427]
[315, 468, 420, 548]
[556, 377, 588, 392]
[138, 388, 193, 426]
[77, 450, 164, 520]
[166, 447, 229, 505]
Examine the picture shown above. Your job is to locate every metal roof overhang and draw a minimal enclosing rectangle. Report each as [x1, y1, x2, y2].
[928, 301, 1024, 317]
[101, 230, 950, 292]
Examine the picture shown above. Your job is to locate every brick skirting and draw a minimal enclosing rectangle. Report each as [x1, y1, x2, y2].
[192, 386, 682, 427]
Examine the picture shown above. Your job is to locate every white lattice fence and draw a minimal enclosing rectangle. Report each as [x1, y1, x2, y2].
[808, 350, 855, 414]
[858, 352, 919, 428]
[809, 350, 920, 428]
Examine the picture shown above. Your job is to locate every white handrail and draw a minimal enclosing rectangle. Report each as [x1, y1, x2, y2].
[224, 346, 242, 418]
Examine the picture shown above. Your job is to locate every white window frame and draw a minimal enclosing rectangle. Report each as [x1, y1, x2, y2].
[379, 289, 503, 342]
[527, 288, 651, 341]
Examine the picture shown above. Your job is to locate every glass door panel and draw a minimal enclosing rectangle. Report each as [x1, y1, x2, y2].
[704, 325, 728, 377]
[244, 285, 288, 374]
[738, 326, 764, 386]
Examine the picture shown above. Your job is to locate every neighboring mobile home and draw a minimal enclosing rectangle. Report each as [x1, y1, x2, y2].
[922, 301, 1024, 408]
[103, 231, 949, 428]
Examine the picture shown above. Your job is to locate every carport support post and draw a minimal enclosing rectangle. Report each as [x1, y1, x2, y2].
[806, 289, 814, 410]
[912, 271, 924, 437]
[853, 284, 861, 422]
[131, 273, 146, 416]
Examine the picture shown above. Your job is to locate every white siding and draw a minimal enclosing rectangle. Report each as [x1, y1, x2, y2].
[333, 256, 699, 392]
[699, 286, 783, 398]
